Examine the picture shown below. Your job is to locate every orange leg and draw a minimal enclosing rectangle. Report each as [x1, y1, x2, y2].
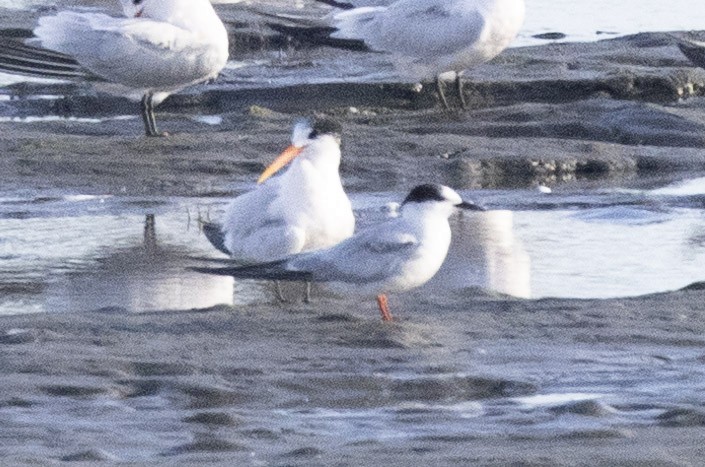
[376, 294, 393, 322]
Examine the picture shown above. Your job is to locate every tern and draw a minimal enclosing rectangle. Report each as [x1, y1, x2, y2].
[0, 0, 229, 136]
[202, 117, 355, 300]
[266, 0, 525, 108]
[194, 184, 485, 321]
[220, 117, 355, 264]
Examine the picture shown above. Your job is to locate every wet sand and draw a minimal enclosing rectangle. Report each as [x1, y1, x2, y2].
[1, 11, 705, 464]
[1, 285, 705, 464]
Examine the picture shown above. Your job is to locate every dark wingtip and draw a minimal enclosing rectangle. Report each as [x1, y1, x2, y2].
[457, 200, 486, 211]
[313, 0, 355, 9]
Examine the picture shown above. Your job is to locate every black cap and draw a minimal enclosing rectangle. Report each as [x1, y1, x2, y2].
[309, 117, 342, 139]
[402, 184, 448, 204]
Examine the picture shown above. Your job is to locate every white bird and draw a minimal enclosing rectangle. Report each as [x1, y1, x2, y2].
[219, 117, 355, 266]
[0, 0, 229, 136]
[267, 0, 525, 108]
[194, 184, 485, 321]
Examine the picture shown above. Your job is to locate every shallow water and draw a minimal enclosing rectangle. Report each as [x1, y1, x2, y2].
[1, 0, 700, 45]
[1, 176, 704, 316]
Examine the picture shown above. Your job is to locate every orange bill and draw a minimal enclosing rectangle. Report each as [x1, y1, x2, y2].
[257, 145, 304, 184]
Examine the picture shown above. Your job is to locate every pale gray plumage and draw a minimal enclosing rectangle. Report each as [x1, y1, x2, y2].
[0, 0, 229, 136]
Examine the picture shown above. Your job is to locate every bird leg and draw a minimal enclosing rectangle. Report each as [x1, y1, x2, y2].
[274, 280, 289, 303]
[435, 75, 451, 110]
[376, 294, 393, 322]
[302, 281, 312, 303]
[140, 92, 166, 137]
[455, 74, 467, 110]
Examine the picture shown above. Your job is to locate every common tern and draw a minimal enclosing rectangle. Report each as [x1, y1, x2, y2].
[267, 0, 525, 108]
[194, 184, 484, 321]
[0, 0, 229, 136]
[217, 116, 355, 264]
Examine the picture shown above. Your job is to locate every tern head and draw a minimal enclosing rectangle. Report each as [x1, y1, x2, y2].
[257, 117, 343, 184]
[401, 184, 484, 217]
[119, 0, 148, 18]
[119, 0, 218, 22]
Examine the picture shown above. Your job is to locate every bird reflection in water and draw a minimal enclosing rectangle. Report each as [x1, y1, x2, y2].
[424, 209, 530, 298]
[44, 214, 234, 313]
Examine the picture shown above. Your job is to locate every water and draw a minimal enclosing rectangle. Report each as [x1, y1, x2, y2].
[1, 177, 703, 316]
[519, 0, 705, 45]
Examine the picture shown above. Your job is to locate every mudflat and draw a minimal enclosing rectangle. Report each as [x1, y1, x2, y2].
[1, 14, 705, 464]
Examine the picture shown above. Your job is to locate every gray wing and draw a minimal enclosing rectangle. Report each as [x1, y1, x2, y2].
[289, 220, 418, 284]
[221, 179, 308, 263]
[332, 0, 485, 59]
[35, 12, 221, 90]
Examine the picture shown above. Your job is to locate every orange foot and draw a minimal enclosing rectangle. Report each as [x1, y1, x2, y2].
[376, 294, 393, 322]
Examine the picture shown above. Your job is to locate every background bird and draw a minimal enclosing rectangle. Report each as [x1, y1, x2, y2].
[266, 0, 525, 108]
[194, 183, 485, 321]
[0, 0, 229, 136]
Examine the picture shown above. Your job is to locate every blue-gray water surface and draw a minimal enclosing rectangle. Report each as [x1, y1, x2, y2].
[1, 176, 704, 316]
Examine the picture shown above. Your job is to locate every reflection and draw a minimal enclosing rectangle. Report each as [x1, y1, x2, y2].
[650, 176, 705, 197]
[423, 210, 531, 298]
[44, 215, 234, 313]
[688, 227, 705, 248]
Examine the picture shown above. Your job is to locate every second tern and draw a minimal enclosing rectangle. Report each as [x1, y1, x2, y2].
[267, 0, 525, 108]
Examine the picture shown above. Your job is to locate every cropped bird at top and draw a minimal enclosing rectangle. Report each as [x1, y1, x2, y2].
[0, 0, 229, 136]
[266, 0, 525, 108]
[194, 184, 485, 321]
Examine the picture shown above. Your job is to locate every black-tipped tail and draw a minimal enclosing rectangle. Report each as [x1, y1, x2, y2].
[0, 38, 87, 79]
[189, 261, 313, 282]
[313, 0, 356, 9]
[267, 22, 369, 52]
[200, 221, 230, 255]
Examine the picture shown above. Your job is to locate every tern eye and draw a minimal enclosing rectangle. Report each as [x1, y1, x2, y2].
[308, 130, 319, 139]
[133, 0, 144, 4]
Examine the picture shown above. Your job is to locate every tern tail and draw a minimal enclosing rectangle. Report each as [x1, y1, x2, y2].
[190, 261, 313, 282]
[313, 0, 355, 9]
[0, 38, 89, 79]
[200, 221, 230, 255]
[267, 23, 369, 52]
